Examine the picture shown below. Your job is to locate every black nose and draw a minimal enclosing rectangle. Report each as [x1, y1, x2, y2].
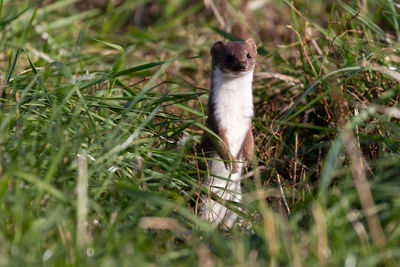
[233, 61, 246, 71]
[226, 55, 247, 71]
[239, 61, 247, 68]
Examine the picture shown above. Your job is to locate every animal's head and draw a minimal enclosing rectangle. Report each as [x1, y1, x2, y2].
[210, 39, 257, 76]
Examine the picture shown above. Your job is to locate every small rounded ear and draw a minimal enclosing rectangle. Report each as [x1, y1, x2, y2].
[210, 41, 225, 57]
[245, 39, 257, 55]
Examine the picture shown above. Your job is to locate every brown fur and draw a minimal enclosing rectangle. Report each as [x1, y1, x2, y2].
[210, 39, 257, 74]
[240, 126, 254, 164]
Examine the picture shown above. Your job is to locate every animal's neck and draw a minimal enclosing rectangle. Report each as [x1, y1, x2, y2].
[210, 67, 254, 113]
[211, 67, 254, 93]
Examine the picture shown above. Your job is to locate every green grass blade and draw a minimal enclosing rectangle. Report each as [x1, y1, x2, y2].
[0, 2, 36, 28]
[5, 48, 22, 84]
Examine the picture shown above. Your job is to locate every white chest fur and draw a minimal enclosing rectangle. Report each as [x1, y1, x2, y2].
[210, 67, 254, 158]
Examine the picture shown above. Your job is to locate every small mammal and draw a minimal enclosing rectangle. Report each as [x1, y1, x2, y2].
[199, 39, 257, 228]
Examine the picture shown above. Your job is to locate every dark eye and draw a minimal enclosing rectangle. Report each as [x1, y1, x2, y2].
[247, 53, 251, 59]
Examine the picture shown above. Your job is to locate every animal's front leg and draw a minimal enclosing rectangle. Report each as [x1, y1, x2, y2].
[209, 128, 238, 173]
[240, 127, 254, 166]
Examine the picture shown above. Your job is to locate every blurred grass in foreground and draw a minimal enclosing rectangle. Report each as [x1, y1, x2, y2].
[0, 0, 400, 265]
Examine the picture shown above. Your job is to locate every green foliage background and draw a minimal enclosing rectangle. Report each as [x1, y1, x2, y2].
[0, 0, 399, 265]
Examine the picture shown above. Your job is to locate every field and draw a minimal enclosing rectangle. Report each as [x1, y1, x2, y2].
[1, 0, 400, 265]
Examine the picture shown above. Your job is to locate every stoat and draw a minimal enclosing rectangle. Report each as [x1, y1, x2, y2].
[199, 39, 257, 228]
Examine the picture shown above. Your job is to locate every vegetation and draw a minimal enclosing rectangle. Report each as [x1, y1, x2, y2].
[1, 0, 399, 265]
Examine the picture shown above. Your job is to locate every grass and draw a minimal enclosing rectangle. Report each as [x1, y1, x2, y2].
[1, 0, 400, 265]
